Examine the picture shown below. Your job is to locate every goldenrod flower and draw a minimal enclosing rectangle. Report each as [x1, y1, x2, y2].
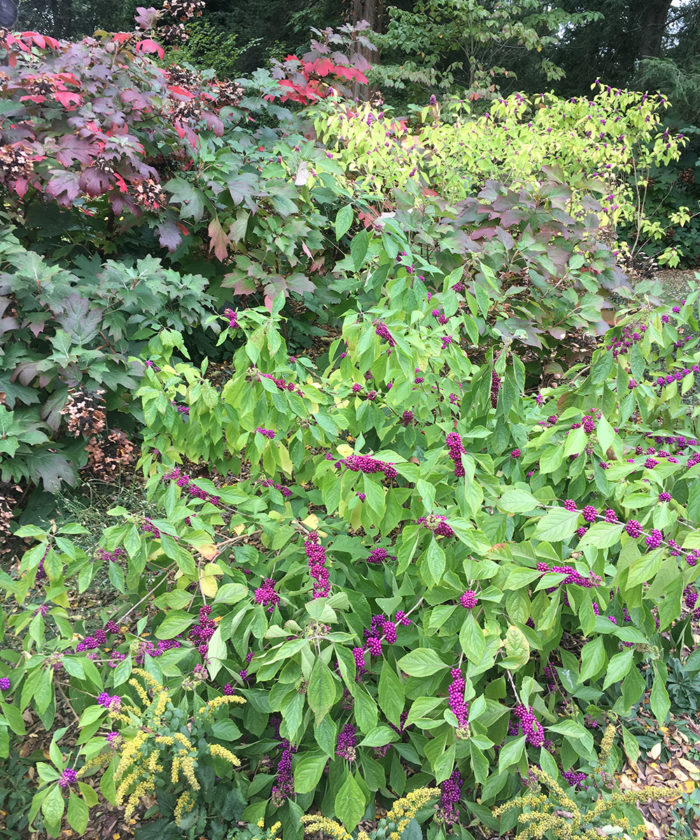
[209, 743, 241, 767]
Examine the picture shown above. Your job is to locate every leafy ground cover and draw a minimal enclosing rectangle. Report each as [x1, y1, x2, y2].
[0, 6, 699, 840]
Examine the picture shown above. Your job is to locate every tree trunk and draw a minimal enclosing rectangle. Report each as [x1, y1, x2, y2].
[637, 0, 672, 59]
[349, 0, 384, 100]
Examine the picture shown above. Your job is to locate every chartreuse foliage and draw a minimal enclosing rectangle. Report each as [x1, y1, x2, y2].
[313, 84, 689, 267]
[2, 235, 698, 836]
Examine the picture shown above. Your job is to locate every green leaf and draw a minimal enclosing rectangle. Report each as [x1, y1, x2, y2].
[579, 636, 606, 682]
[578, 522, 624, 549]
[602, 648, 634, 690]
[350, 230, 369, 271]
[358, 726, 398, 748]
[41, 784, 65, 833]
[307, 657, 336, 722]
[498, 735, 526, 774]
[460, 613, 486, 665]
[294, 752, 328, 794]
[378, 661, 404, 727]
[534, 508, 580, 542]
[335, 204, 353, 240]
[334, 772, 366, 833]
[564, 426, 587, 456]
[649, 662, 670, 724]
[498, 489, 541, 514]
[397, 648, 449, 678]
[67, 792, 89, 834]
[155, 612, 195, 640]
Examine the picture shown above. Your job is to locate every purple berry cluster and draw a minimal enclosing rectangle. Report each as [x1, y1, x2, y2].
[96, 547, 125, 562]
[270, 739, 296, 805]
[260, 478, 292, 497]
[375, 321, 396, 347]
[305, 533, 330, 598]
[223, 308, 238, 328]
[448, 668, 469, 733]
[446, 431, 466, 477]
[512, 704, 545, 747]
[336, 723, 357, 761]
[438, 769, 463, 825]
[189, 604, 216, 657]
[537, 563, 602, 590]
[417, 513, 454, 536]
[254, 578, 280, 612]
[460, 590, 478, 609]
[490, 370, 501, 408]
[58, 768, 77, 788]
[259, 372, 302, 395]
[163, 466, 220, 505]
[76, 622, 120, 653]
[342, 454, 397, 481]
[0, 677, 10, 691]
[255, 427, 275, 439]
[97, 692, 121, 710]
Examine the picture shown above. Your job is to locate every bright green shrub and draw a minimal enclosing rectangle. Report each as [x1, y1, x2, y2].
[3, 253, 697, 836]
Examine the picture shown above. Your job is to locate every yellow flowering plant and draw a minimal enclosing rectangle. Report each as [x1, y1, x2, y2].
[79, 669, 248, 837]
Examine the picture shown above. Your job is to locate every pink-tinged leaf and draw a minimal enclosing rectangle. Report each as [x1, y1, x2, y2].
[20, 95, 46, 104]
[121, 88, 150, 110]
[157, 221, 183, 252]
[54, 90, 82, 108]
[45, 170, 81, 205]
[301, 241, 313, 260]
[135, 7, 161, 30]
[202, 112, 224, 136]
[231, 275, 257, 296]
[135, 38, 164, 60]
[28, 320, 46, 338]
[112, 32, 133, 45]
[208, 217, 229, 261]
[13, 178, 29, 198]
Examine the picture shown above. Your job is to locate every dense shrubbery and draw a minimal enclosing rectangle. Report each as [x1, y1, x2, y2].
[1, 7, 699, 840]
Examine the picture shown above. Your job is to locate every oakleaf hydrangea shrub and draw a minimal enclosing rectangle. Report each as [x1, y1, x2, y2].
[0, 231, 216, 527]
[2, 259, 697, 837]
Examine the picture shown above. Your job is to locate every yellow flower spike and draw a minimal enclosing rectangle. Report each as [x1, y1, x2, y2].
[128, 678, 150, 707]
[172, 732, 194, 750]
[181, 755, 200, 791]
[300, 816, 352, 840]
[171, 754, 180, 784]
[197, 694, 246, 716]
[269, 822, 282, 838]
[174, 791, 195, 824]
[209, 743, 241, 767]
[257, 819, 265, 828]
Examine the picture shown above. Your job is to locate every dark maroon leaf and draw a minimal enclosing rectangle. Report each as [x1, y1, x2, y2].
[45, 169, 81, 205]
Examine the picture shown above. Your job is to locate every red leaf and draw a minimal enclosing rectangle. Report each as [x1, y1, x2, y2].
[167, 85, 194, 99]
[54, 90, 82, 108]
[135, 38, 164, 60]
[19, 95, 46, 104]
[112, 33, 133, 45]
[311, 57, 335, 77]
